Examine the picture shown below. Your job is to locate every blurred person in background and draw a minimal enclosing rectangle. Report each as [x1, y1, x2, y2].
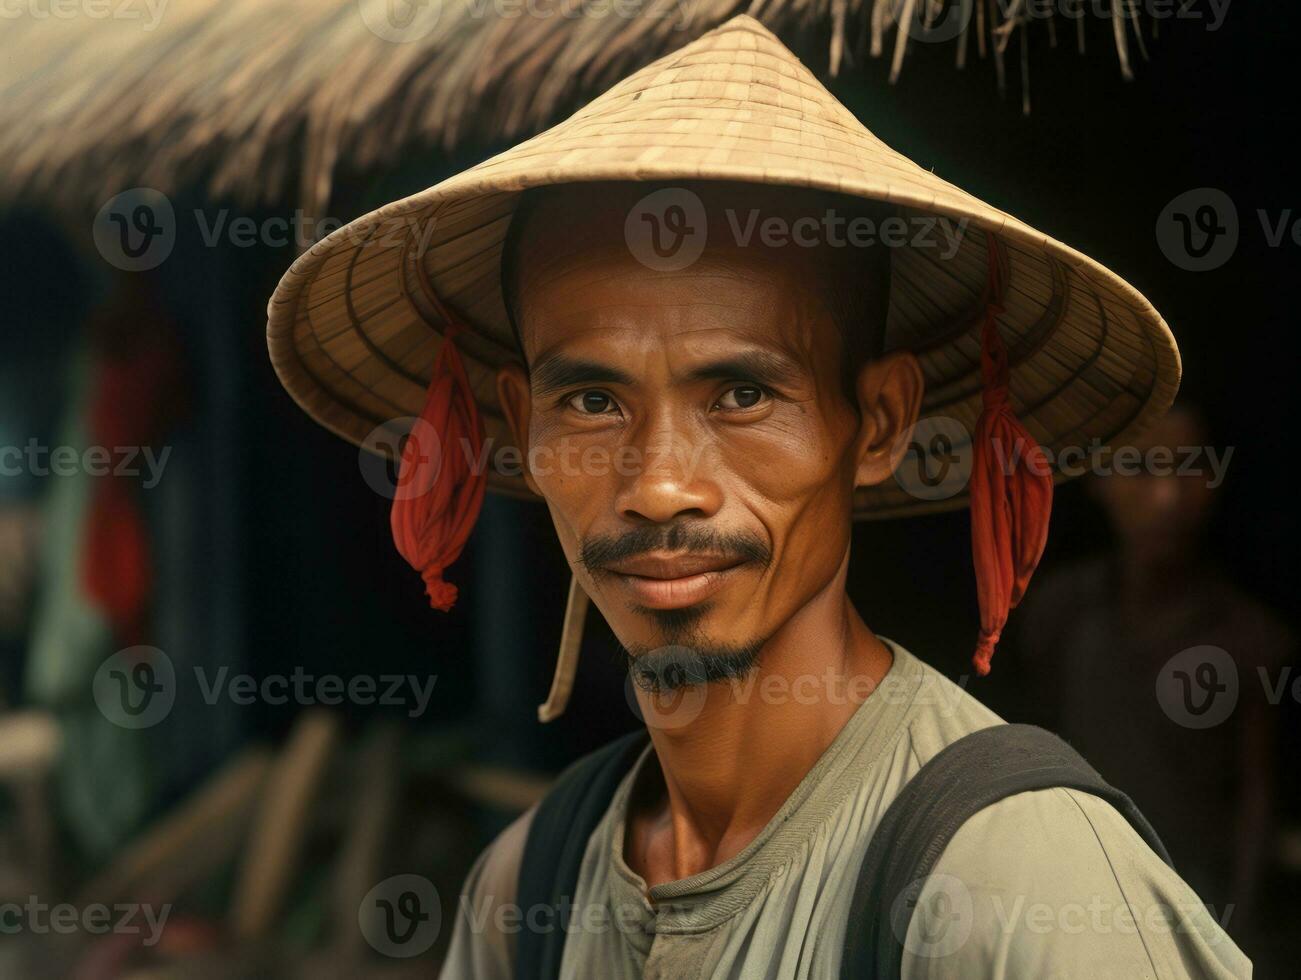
[1016, 402, 1294, 946]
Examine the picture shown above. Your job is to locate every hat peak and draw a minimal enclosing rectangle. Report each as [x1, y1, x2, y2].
[586, 11, 866, 142]
[710, 14, 780, 40]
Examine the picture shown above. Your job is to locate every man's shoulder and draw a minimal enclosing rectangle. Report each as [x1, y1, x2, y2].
[904, 786, 1251, 978]
[933, 783, 1173, 890]
[437, 805, 537, 980]
[454, 728, 647, 906]
[885, 657, 1154, 889]
[466, 803, 536, 909]
[883, 649, 1250, 976]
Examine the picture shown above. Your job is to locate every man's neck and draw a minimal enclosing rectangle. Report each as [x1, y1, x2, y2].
[623, 557, 893, 889]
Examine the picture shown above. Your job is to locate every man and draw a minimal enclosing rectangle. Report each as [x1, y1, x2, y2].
[267, 16, 1246, 977]
[1016, 403, 1292, 948]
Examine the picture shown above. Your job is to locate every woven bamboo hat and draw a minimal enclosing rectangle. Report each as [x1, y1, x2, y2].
[267, 14, 1179, 519]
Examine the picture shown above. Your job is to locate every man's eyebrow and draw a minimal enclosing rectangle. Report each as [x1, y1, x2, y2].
[530, 353, 636, 396]
[685, 350, 804, 387]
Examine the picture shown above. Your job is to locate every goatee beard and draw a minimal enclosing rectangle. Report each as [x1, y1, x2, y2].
[622, 633, 765, 694]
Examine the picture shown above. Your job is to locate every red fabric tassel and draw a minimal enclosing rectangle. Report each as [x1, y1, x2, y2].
[968, 234, 1054, 676]
[83, 480, 151, 645]
[390, 324, 488, 611]
[81, 342, 179, 646]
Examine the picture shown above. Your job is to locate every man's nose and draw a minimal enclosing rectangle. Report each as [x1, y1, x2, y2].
[614, 421, 722, 524]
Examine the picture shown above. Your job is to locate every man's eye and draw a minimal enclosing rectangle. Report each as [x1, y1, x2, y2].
[567, 390, 619, 415]
[715, 385, 768, 411]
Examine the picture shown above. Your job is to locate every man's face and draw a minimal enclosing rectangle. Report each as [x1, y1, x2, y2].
[497, 183, 915, 683]
[1090, 407, 1215, 558]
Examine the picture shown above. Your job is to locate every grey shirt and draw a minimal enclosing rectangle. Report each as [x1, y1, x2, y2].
[440, 640, 1250, 978]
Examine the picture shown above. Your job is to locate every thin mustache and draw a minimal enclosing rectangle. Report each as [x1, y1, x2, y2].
[578, 523, 771, 573]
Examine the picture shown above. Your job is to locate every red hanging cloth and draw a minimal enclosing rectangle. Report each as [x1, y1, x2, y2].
[389, 323, 488, 611]
[968, 233, 1054, 675]
[81, 337, 182, 647]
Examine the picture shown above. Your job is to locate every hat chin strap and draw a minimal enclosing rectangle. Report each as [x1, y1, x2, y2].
[537, 574, 590, 722]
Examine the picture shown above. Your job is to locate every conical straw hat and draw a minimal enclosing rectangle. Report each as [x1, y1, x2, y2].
[267, 15, 1179, 519]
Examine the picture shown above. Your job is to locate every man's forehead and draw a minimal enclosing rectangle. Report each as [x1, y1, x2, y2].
[517, 252, 824, 372]
[511, 186, 846, 363]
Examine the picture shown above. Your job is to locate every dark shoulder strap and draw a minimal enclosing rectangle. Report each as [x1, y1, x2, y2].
[515, 729, 652, 980]
[841, 723, 1172, 980]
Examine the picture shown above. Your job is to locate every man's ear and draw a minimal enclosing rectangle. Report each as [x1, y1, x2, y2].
[496, 363, 541, 496]
[852, 350, 925, 489]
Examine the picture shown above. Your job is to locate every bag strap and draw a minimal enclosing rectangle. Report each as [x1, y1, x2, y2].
[515, 728, 652, 980]
[841, 723, 1173, 980]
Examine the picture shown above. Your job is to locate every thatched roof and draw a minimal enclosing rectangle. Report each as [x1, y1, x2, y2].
[0, 0, 1152, 217]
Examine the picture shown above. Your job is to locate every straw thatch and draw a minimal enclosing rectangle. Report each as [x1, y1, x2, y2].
[0, 0, 1153, 217]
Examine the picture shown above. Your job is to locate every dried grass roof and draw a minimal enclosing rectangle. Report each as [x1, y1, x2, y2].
[0, 0, 1151, 217]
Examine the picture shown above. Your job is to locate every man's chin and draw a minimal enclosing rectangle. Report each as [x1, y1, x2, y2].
[621, 633, 765, 694]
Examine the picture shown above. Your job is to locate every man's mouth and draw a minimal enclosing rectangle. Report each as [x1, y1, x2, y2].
[602, 552, 748, 609]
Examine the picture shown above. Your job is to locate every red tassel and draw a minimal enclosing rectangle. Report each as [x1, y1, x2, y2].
[83, 479, 151, 645]
[390, 324, 487, 611]
[968, 234, 1054, 675]
[81, 342, 179, 646]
